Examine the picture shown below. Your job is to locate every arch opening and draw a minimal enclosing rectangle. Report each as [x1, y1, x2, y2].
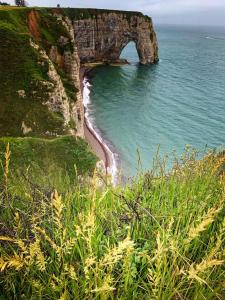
[120, 41, 140, 64]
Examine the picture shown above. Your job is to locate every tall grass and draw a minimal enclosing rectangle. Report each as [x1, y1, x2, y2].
[0, 145, 224, 299]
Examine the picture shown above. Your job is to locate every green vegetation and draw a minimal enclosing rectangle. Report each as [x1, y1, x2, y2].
[0, 136, 97, 185]
[0, 7, 95, 192]
[37, 9, 72, 53]
[0, 7, 224, 298]
[0, 2, 10, 5]
[0, 7, 77, 136]
[0, 5, 150, 136]
[0, 147, 224, 299]
[61, 7, 151, 22]
[15, 0, 26, 7]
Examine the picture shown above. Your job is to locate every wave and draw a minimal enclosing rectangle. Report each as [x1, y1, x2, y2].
[83, 77, 119, 186]
[205, 36, 225, 42]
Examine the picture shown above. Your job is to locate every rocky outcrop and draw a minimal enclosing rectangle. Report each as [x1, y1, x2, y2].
[30, 39, 74, 134]
[27, 9, 158, 138]
[60, 16, 84, 137]
[29, 14, 85, 137]
[18, 9, 158, 139]
[72, 10, 158, 64]
[41, 9, 158, 138]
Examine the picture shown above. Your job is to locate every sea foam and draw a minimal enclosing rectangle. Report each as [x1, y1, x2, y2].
[83, 78, 119, 186]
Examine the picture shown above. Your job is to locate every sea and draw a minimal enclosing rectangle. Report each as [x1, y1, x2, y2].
[84, 24, 225, 182]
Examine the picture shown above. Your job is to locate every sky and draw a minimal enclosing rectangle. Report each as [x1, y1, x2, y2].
[7, 0, 225, 26]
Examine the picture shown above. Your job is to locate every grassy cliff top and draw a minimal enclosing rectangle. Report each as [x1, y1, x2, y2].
[61, 7, 152, 21]
[0, 5, 152, 20]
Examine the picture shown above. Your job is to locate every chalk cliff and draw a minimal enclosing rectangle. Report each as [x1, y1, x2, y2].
[0, 8, 158, 138]
[72, 10, 158, 64]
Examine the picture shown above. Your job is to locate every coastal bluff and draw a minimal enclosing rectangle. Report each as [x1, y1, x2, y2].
[70, 9, 159, 64]
[0, 7, 158, 139]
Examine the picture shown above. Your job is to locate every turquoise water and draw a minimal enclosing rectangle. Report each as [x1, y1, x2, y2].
[88, 25, 225, 178]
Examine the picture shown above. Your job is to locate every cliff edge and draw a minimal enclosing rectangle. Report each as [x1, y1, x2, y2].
[64, 8, 158, 64]
[0, 7, 158, 139]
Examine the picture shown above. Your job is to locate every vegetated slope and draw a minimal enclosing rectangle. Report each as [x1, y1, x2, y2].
[0, 6, 157, 179]
[0, 6, 147, 137]
[0, 149, 224, 298]
[0, 7, 224, 299]
[0, 6, 77, 136]
[0, 6, 96, 178]
[0, 136, 97, 185]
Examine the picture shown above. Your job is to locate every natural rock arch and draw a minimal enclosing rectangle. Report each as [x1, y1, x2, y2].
[73, 10, 158, 65]
[120, 41, 139, 61]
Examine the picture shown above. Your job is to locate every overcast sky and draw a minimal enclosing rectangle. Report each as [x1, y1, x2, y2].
[7, 0, 225, 26]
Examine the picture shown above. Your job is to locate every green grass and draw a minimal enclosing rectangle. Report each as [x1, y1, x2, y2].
[0, 136, 97, 189]
[0, 148, 224, 299]
[0, 7, 97, 204]
[0, 8, 224, 297]
[61, 7, 151, 22]
[0, 7, 78, 137]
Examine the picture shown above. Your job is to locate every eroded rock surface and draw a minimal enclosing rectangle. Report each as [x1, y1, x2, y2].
[0, 8, 158, 138]
[27, 9, 158, 139]
[73, 11, 158, 64]
[29, 14, 84, 137]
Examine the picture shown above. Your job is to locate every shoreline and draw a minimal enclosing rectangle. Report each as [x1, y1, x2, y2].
[80, 67, 118, 184]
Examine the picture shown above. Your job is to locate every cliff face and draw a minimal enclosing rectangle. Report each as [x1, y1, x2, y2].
[48, 15, 84, 137]
[0, 8, 83, 137]
[72, 11, 158, 64]
[0, 7, 158, 139]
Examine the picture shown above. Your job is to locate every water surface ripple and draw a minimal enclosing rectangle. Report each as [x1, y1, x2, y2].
[89, 25, 225, 178]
